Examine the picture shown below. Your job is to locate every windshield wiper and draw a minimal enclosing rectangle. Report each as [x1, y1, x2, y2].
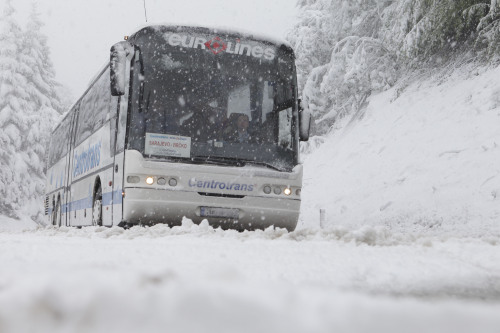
[191, 156, 286, 171]
[152, 155, 287, 171]
[147, 155, 241, 167]
[239, 159, 286, 172]
[189, 156, 244, 167]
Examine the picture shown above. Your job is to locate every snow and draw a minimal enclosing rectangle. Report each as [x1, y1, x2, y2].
[301, 65, 500, 237]
[1, 221, 500, 333]
[0, 215, 38, 232]
[141, 23, 294, 48]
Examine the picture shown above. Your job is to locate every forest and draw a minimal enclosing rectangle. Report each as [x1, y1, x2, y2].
[0, 1, 63, 220]
[289, 0, 500, 135]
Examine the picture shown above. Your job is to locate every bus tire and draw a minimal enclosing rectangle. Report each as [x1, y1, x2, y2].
[53, 198, 61, 227]
[92, 185, 103, 226]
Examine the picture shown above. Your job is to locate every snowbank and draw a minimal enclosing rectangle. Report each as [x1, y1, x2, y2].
[1, 221, 500, 333]
[9, 218, 498, 246]
[300, 65, 500, 236]
[0, 215, 38, 232]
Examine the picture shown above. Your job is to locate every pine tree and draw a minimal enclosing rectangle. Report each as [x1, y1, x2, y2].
[0, 1, 62, 221]
[475, 0, 500, 58]
[19, 4, 62, 222]
[289, 0, 396, 135]
[382, 0, 489, 64]
[21, 4, 63, 112]
[0, 0, 29, 218]
[290, 0, 497, 136]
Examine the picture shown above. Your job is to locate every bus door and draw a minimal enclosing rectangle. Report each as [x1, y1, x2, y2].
[110, 92, 128, 225]
[109, 43, 134, 226]
[64, 105, 79, 226]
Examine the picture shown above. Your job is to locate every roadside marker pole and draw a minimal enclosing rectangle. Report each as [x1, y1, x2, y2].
[320, 209, 326, 228]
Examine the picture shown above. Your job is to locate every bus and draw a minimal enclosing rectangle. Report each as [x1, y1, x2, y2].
[45, 25, 311, 231]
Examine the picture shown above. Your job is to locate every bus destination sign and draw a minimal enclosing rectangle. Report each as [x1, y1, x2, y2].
[145, 133, 191, 158]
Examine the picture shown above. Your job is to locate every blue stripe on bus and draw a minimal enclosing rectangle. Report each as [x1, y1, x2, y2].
[70, 196, 92, 212]
[55, 189, 123, 214]
[102, 188, 123, 206]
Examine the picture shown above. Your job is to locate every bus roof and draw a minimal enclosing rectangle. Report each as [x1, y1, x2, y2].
[127, 24, 293, 50]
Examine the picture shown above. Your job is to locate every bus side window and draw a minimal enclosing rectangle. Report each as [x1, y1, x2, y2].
[109, 95, 119, 156]
[96, 68, 112, 126]
[48, 115, 71, 168]
[278, 108, 293, 150]
[75, 69, 111, 146]
[115, 97, 127, 153]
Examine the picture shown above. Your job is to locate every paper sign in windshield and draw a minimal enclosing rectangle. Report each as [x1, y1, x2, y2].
[145, 133, 191, 158]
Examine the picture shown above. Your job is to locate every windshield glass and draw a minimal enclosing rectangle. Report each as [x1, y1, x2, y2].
[127, 28, 298, 171]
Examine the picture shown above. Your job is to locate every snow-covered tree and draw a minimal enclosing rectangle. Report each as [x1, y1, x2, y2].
[475, 0, 500, 58]
[382, 0, 490, 64]
[289, 0, 396, 135]
[0, 1, 62, 221]
[288, 0, 390, 92]
[21, 4, 64, 112]
[0, 0, 28, 218]
[290, 0, 500, 136]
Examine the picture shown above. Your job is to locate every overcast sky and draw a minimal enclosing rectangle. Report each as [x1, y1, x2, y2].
[13, 0, 298, 98]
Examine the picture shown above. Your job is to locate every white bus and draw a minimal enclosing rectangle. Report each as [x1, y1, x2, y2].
[45, 25, 310, 231]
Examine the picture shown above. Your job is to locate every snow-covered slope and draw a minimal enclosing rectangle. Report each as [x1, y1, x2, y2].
[300, 66, 500, 236]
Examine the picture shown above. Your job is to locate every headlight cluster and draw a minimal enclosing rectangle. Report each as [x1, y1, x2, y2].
[263, 185, 300, 196]
[127, 175, 178, 187]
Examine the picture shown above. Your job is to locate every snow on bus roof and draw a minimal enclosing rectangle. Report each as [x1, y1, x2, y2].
[128, 23, 292, 49]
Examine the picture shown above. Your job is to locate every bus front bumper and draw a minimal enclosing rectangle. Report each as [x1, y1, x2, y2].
[122, 188, 300, 231]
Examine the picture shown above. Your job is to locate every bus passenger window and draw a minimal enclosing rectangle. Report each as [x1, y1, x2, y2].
[48, 116, 71, 167]
[109, 95, 119, 156]
[278, 108, 293, 150]
[75, 69, 111, 146]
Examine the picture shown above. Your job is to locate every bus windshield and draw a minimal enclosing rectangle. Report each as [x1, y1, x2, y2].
[127, 28, 298, 172]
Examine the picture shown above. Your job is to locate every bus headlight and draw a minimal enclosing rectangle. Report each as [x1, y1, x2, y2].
[283, 188, 292, 196]
[157, 177, 167, 185]
[273, 187, 282, 195]
[145, 176, 154, 185]
[263, 185, 272, 194]
[168, 178, 177, 187]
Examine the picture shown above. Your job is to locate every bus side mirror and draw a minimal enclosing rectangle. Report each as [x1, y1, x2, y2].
[298, 99, 311, 141]
[110, 41, 134, 96]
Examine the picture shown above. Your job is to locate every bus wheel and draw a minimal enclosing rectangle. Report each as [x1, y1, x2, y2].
[53, 199, 61, 227]
[92, 186, 103, 226]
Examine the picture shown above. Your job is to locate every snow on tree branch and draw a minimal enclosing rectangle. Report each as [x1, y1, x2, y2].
[289, 0, 500, 136]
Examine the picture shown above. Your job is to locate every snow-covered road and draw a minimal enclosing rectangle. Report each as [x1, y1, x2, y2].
[1, 221, 499, 333]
